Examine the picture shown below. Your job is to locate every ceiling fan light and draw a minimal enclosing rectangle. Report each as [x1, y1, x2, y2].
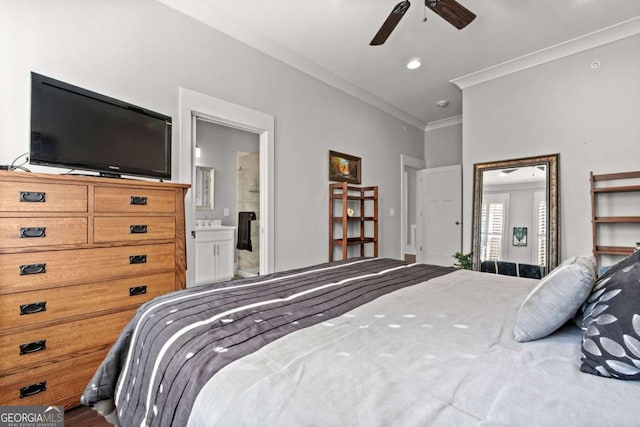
[406, 58, 422, 69]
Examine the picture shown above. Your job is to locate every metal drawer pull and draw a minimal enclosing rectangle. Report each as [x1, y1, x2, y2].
[129, 255, 147, 264]
[129, 224, 148, 234]
[20, 301, 47, 315]
[20, 381, 47, 398]
[130, 196, 148, 205]
[20, 339, 47, 355]
[19, 227, 47, 238]
[19, 263, 46, 275]
[19, 191, 46, 203]
[129, 285, 147, 296]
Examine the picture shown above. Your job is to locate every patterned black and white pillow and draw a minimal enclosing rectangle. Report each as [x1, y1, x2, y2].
[580, 250, 640, 380]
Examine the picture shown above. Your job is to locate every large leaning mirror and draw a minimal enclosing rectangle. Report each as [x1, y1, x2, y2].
[472, 154, 559, 277]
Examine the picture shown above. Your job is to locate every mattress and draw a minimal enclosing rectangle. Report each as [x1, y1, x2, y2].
[82, 258, 640, 426]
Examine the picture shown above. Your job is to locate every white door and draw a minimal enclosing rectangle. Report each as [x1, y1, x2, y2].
[215, 238, 235, 281]
[416, 165, 462, 266]
[195, 240, 216, 284]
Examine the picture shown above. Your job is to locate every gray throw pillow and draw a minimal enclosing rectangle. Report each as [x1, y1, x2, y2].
[514, 256, 596, 342]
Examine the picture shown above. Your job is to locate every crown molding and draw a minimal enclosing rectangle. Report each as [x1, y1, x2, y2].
[451, 16, 640, 90]
[156, 0, 426, 130]
[425, 115, 462, 131]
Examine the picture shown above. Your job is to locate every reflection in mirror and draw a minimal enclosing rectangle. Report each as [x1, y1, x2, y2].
[472, 154, 559, 277]
[196, 166, 214, 210]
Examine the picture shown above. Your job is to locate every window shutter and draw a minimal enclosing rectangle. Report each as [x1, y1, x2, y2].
[481, 201, 505, 261]
[537, 199, 547, 266]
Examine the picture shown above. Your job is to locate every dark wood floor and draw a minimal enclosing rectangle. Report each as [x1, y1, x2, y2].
[65, 406, 112, 427]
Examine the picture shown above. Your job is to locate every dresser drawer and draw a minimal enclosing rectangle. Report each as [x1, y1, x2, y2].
[94, 216, 175, 243]
[0, 347, 108, 407]
[0, 244, 175, 295]
[0, 272, 175, 330]
[0, 310, 133, 376]
[0, 217, 87, 249]
[0, 181, 87, 212]
[95, 187, 175, 213]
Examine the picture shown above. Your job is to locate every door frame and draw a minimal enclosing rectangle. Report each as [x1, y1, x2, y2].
[179, 88, 275, 285]
[400, 154, 426, 260]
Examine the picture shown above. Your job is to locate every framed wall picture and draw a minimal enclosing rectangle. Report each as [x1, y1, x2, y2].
[329, 150, 361, 184]
[513, 227, 528, 247]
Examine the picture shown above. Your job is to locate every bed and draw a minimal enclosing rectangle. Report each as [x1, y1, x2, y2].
[81, 256, 640, 426]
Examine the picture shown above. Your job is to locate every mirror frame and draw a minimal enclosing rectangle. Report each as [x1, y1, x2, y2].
[195, 166, 215, 211]
[471, 153, 559, 274]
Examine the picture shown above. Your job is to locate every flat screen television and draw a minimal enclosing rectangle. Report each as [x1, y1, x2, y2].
[30, 72, 172, 179]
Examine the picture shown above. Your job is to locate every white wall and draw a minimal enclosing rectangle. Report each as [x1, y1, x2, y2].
[461, 34, 640, 259]
[0, 0, 425, 271]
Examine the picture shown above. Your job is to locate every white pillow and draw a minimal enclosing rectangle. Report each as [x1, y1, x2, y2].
[513, 256, 596, 342]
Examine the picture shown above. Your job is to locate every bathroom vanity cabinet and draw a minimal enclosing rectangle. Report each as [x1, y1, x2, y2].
[195, 226, 236, 284]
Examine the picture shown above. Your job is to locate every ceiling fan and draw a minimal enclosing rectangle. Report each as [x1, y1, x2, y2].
[370, 0, 476, 46]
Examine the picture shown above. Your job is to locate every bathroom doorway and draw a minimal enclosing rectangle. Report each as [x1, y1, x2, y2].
[195, 118, 260, 278]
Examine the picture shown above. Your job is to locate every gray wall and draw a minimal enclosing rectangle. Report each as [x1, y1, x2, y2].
[0, 0, 425, 271]
[484, 182, 546, 265]
[196, 120, 259, 227]
[425, 121, 462, 168]
[461, 34, 640, 259]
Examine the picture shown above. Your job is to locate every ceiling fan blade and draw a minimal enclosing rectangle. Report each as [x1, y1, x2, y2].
[424, 0, 475, 29]
[370, 1, 411, 46]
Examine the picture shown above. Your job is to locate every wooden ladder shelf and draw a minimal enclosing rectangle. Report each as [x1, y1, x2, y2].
[590, 170, 640, 270]
[329, 182, 378, 261]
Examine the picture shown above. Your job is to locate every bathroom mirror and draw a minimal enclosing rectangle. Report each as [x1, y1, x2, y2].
[195, 166, 214, 210]
[472, 154, 559, 275]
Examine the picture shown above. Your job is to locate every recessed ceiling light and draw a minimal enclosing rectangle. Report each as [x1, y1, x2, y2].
[406, 58, 421, 70]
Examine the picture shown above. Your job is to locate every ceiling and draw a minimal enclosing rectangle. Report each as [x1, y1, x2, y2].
[483, 166, 546, 186]
[158, 0, 640, 128]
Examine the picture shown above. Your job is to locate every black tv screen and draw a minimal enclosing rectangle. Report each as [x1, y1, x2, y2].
[30, 72, 172, 179]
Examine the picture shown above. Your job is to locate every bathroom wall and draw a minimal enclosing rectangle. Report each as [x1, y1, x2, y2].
[237, 151, 260, 273]
[196, 119, 260, 226]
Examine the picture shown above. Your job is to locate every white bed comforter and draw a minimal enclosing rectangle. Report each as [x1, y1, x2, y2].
[187, 269, 640, 427]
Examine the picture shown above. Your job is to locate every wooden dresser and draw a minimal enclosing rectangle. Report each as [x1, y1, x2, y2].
[0, 171, 189, 408]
